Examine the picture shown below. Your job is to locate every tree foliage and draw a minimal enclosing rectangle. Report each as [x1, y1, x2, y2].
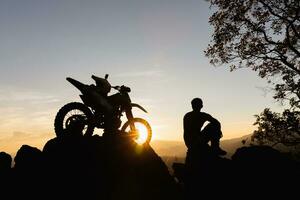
[205, 0, 300, 109]
[205, 0, 300, 147]
[251, 108, 300, 146]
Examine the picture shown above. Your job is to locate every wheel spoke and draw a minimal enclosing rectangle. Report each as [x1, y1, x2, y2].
[62, 109, 88, 130]
[72, 109, 78, 116]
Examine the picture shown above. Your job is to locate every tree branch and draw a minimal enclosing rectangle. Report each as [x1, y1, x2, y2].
[280, 56, 300, 75]
[286, 24, 300, 57]
[241, 17, 281, 46]
[290, 23, 300, 39]
[258, 0, 289, 22]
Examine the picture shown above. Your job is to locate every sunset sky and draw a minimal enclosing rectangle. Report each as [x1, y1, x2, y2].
[0, 0, 284, 154]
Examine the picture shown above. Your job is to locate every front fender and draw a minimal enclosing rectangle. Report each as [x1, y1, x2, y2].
[131, 103, 148, 113]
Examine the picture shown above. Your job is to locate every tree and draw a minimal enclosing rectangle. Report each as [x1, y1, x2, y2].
[205, 0, 299, 108]
[251, 108, 300, 146]
[205, 0, 300, 147]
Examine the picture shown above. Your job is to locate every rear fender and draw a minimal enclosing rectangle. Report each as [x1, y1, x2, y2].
[66, 77, 89, 94]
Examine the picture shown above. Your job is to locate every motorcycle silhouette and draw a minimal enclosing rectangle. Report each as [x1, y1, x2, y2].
[54, 74, 152, 145]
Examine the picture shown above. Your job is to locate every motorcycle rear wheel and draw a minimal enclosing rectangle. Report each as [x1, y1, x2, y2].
[121, 118, 152, 145]
[54, 102, 94, 137]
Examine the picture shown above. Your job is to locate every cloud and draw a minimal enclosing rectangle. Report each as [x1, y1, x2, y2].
[0, 86, 62, 133]
[0, 131, 52, 155]
[0, 86, 60, 103]
[0, 104, 58, 134]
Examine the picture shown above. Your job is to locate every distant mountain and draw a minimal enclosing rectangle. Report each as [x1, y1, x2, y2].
[220, 134, 253, 157]
[151, 134, 253, 159]
[150, 140, 187, 158]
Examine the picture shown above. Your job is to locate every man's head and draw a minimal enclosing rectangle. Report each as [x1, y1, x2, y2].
[191, 98, 203, 111]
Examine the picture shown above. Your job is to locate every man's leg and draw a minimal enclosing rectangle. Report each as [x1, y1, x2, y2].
[201, 123, 227, 155]
[210, 137, 226, 155]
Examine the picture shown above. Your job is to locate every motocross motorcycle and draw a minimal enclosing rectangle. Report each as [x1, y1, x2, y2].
[54, 74, 152, 145]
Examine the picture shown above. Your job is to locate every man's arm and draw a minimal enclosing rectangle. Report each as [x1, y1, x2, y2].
[204, 113, 221, 127]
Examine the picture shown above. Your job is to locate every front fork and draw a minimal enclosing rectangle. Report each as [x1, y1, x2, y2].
[122, 92, 136, 132]
[125, 106, 136, 132]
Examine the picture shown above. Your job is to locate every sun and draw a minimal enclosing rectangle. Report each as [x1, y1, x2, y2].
[134, 123, 149, 145]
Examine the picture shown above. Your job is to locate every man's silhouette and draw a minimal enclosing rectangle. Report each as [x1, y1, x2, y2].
[183, 98, 226, 155]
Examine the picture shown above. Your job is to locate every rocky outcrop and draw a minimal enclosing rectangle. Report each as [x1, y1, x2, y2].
[1, 133, 182, 199]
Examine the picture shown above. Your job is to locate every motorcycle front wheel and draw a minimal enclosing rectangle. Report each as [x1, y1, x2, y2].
[54, 102, 95, 137]
[121, 118, 152, 145]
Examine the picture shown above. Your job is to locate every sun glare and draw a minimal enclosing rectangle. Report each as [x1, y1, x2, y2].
[135, 123, 148, 145]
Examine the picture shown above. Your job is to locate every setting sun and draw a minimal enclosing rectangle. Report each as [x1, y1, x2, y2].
[134, 123, 150, 145]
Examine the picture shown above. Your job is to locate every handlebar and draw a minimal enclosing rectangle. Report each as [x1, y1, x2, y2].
[112, 86, 121, 90]
[112, 85, 131, 93]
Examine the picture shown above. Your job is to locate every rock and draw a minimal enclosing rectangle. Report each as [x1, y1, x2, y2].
[8, 132, 182, 199]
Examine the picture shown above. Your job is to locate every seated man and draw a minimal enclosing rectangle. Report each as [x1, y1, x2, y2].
[183, 98, 227, 156]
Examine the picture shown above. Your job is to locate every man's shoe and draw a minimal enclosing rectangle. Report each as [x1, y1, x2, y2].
[213, 147, 227, 156]
[218, 149, 227, 156]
